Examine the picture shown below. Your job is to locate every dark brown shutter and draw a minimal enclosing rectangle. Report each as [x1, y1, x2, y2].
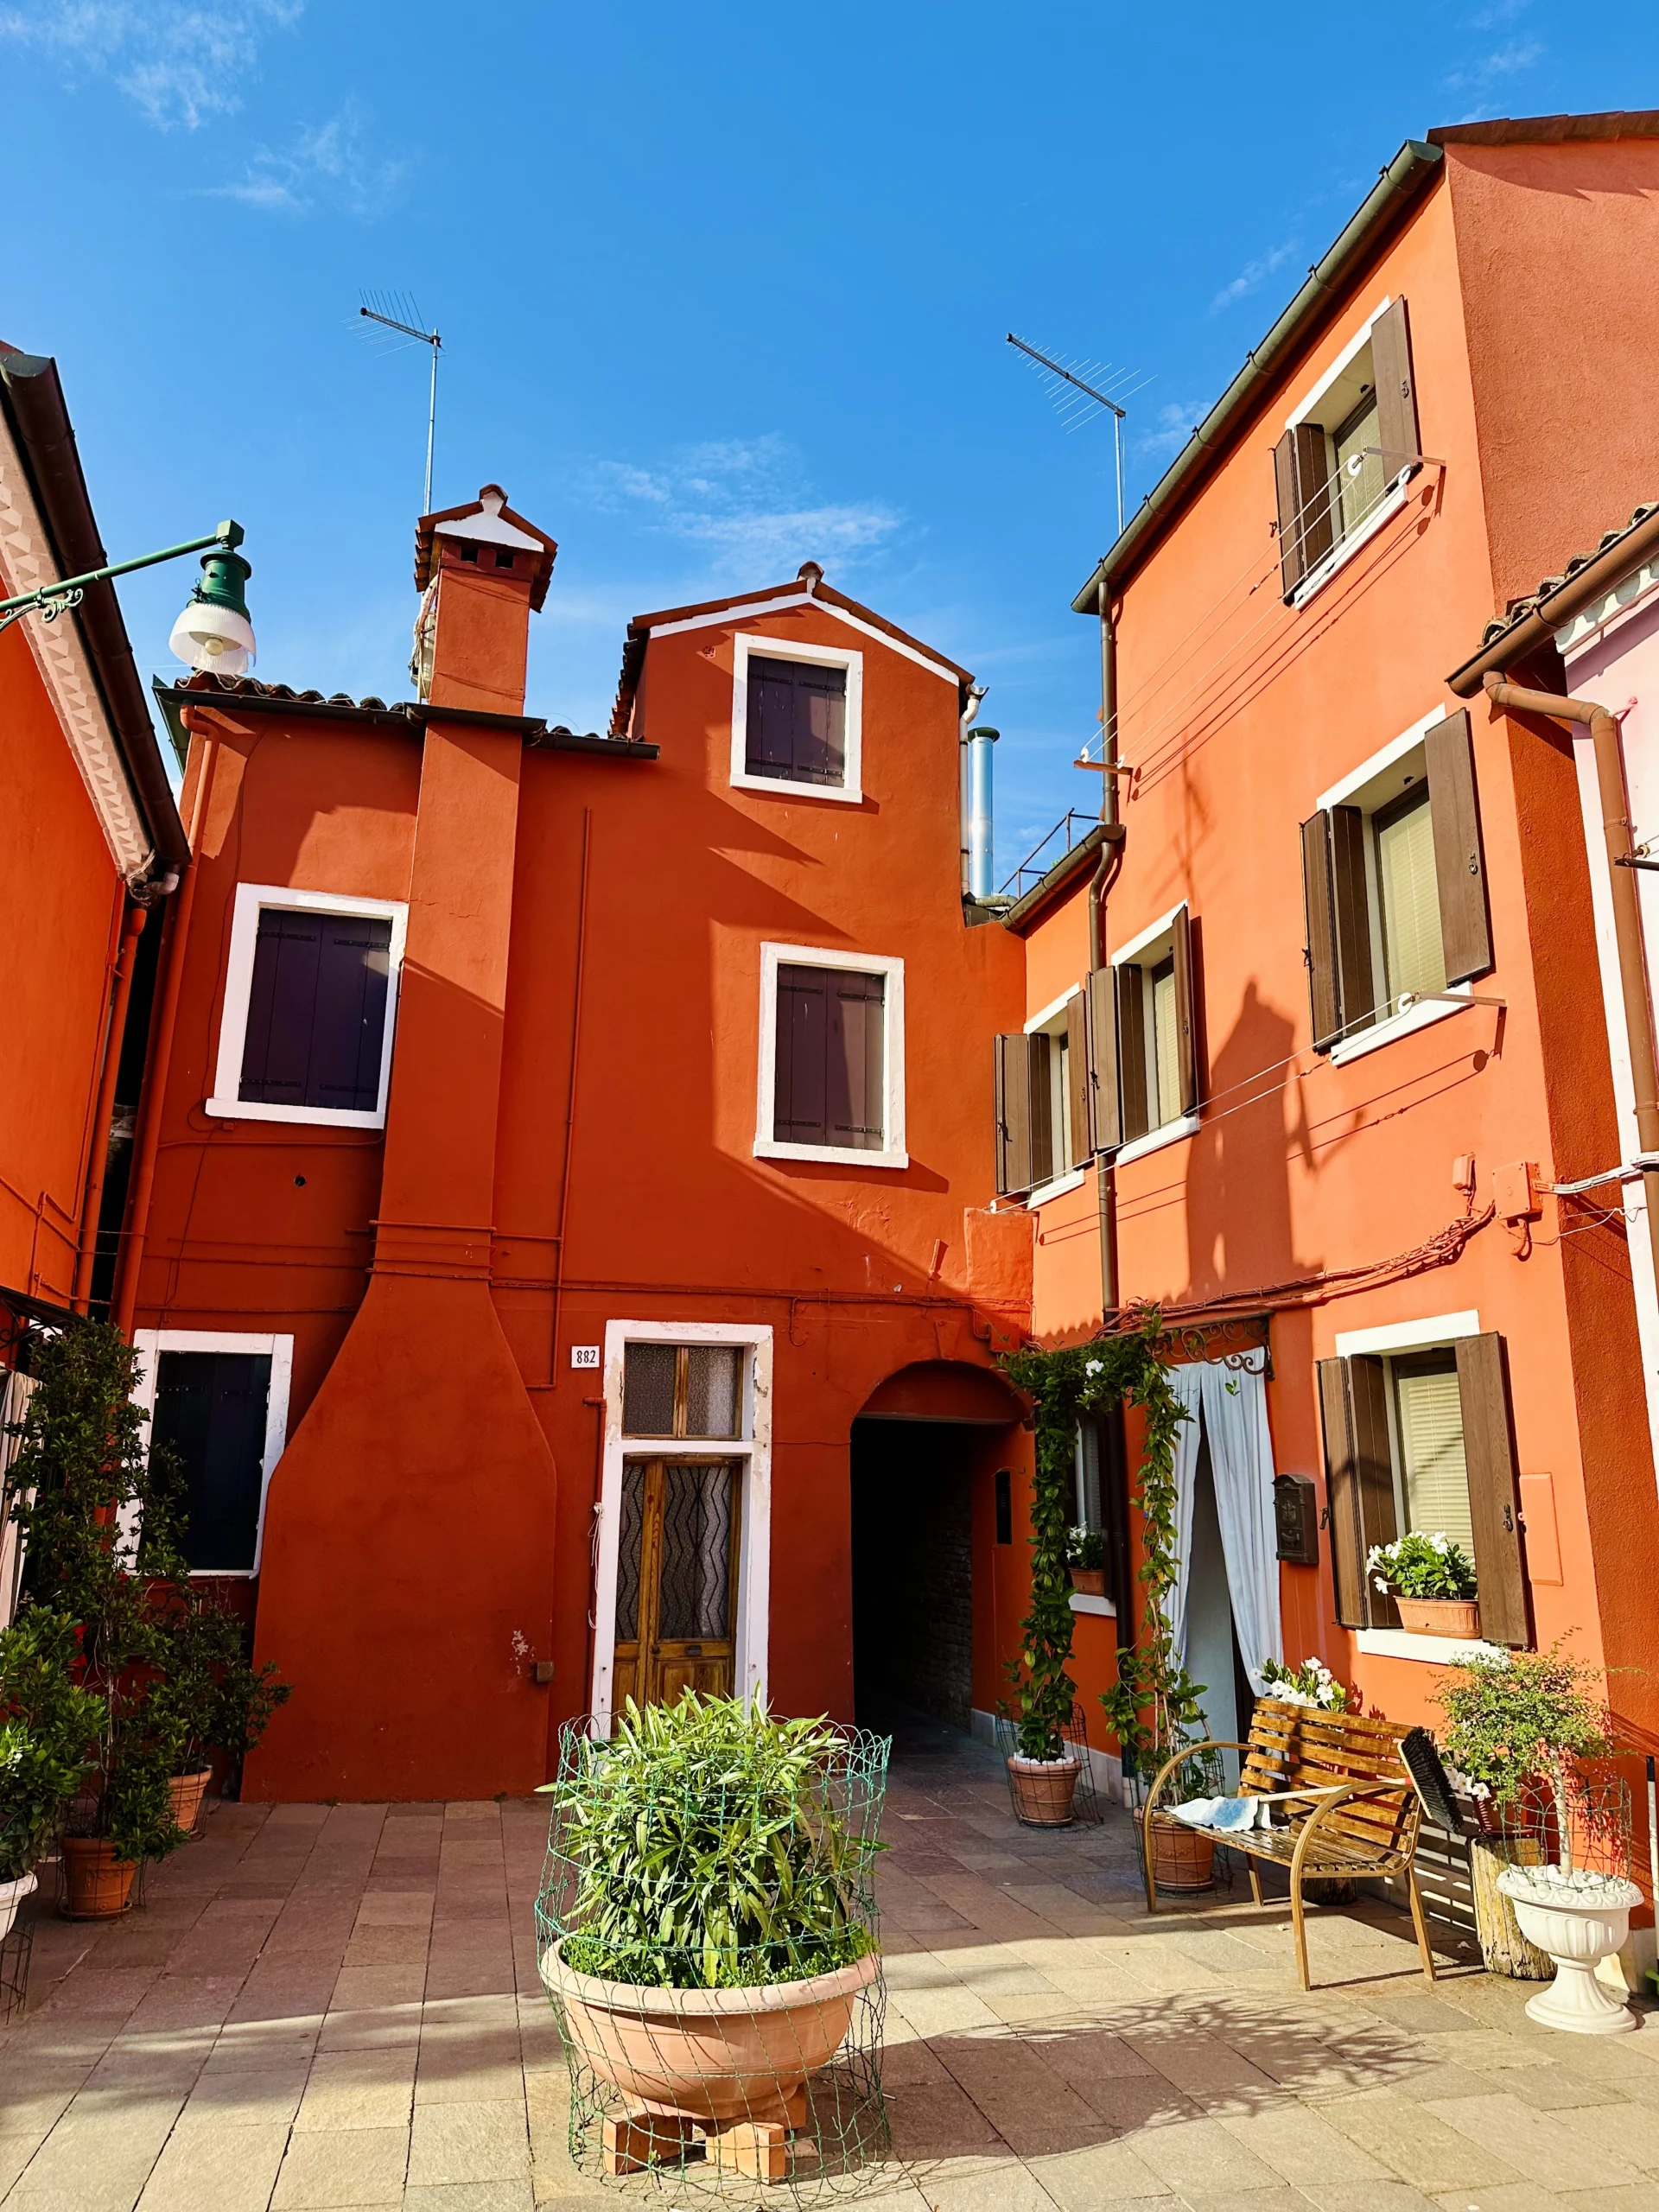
[1065, 995, 1091, 1171]
[1370, 297, 1420, 482]
[1116, 965, 1148, 1143]
[774, 965, 829, 1143]
[1330, 804, 1376, 1035]
[1085, 966, 1119, 1153]
[1274, 424, 1333, 600]
[1317, 1355, 1400, 1629]
[1301, 814, 1341, 1051]
[1456, 1333, 1529, 1648]
[747, 657, 846, 786]
[827, 970, 885, 1150]
[1028, 1032, 1054, 1188]
[994, 1033, 1033, 1197]
[1171, 905, 1198, 1115]
[1425, 709, 1492, 984]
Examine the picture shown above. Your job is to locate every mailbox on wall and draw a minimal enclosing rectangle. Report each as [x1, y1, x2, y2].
[1274, 1473, 1320, 1566]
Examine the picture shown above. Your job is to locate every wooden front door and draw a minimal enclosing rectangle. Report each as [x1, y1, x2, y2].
[613, 1458, 741, 1709]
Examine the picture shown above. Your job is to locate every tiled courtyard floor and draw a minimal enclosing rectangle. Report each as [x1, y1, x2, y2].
[3, 1720, 1658, 2212]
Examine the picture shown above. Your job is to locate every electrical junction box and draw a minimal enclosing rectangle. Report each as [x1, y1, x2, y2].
[1274, 1473, 1320, 1566]
[1493, 1160, 1542, 1220]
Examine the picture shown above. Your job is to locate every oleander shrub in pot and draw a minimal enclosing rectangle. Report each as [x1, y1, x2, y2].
[1369, 1532, 1479, 1636]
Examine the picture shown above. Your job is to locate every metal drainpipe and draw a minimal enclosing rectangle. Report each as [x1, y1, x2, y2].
[1094, 576, 1121, 1321]
[1484, 672, 1659, 1317]
[73, 901, 146, 1313]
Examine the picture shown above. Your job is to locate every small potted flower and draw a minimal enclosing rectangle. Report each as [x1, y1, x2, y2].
[1065, 1527, 1106, 1599]
[1368, 1532, 1478, 1636]
[1260, 1656, 1349, 1712]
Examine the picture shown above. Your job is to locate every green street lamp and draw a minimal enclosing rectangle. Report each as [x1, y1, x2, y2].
[0, 518, 256, 675]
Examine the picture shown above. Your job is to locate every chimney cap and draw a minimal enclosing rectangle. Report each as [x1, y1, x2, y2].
[415, 483, 558, 609]
[797, 560, 824, 588]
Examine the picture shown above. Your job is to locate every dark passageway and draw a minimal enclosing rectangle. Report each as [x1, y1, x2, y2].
[849, 1418, 977, 1732]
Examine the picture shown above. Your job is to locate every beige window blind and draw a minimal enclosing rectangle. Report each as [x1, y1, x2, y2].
[1376, 791, 1446, 1012]
[1393, 1359, 1475, 1560]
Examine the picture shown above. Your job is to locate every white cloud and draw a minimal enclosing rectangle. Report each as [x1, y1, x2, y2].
[0, 0, 301, 129]
[1210, 236, 1301, 315]
[1444, 32, 1544, 105]
[210, 99, 404, 217]
[1135, 400, 1210, 463]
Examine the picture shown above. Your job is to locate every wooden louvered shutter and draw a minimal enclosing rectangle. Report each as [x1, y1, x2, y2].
[1086, 966, 1119, 1153]
[1330, 804, 1376, 1035]
[1274, 424, 1334, 600]
[1028, 1033, 1054, 1188]
[1116, 966, 1148, 1143]
[774, 965, 829, 1144]
[1065, 995, 1091, 1170]
[828, 970, 886, 1150]
[1318, 1355, 1400, 1629]
[1171, 906, 1198, 1115]
[1301, 814, 1341, 1051]
[1370, 297, 1420, 483]
[311, 916, 392, 1112]
[1425, 709, 1492, 984]
[994, 1034, 1033, 1197]
[1456, 1333, 1529, 1648]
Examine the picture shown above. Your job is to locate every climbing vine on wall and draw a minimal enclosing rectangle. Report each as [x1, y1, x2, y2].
[1002, 1308, 1204, 1777]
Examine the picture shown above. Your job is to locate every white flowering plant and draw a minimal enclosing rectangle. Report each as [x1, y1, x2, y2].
[1065, 1527, 1106, 1572]
[1260, 1656, 1350, 1713]
[1367, 1530, 1477, 1600]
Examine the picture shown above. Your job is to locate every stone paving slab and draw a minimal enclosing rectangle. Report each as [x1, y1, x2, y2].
[2, 1720, 1656, 2210]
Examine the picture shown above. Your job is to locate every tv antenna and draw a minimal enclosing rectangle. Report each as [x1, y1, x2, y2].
[359, 292, 442, 515]
[1006, 333, 1152, 538]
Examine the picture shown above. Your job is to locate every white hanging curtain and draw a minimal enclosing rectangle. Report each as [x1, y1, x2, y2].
[1198, 1351, 1284, 1694]
[1161, 1363, 1205, 1663]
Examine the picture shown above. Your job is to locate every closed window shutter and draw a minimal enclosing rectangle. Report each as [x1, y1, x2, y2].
[1318, 1355, 1400, 1628]
[1116, 965, 1148, 1142]
[1028, 1033, 1054, 1188]
[774, 965, 830, 1143]
[1329, 804, 1376, 1039]
[994, 1033, 1033, 1196]
[240, 909, 324, 1104]
[240, 909, 391, 1112]
[1455, 1333, 1529, 1647]
[1171, 905, 1198, 1116]
[151, 1349, 272, 1573]
[828, 971, 885, 1150]
[1425, 709, 1492, 984]
[1065, 995, 1091, 1170]
[1370, 296, 1420, 484]
[747, 657, 847, 786]
[1086, 966, 1120, 1153]
[1274, 425, 1334, 600]
[1301, 814, 1341, 1050]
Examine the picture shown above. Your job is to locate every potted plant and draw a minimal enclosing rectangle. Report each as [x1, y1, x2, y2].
[0, 1608, 101, 1937]
[1066, 1527, 1107, 1599]
[537, 1695, 884, 2178]
[1438, 1643, 1640, 2031]
[1261, 1656, 1349, 1711]
[1368, 1532, 1479, 1636]
[147, 1597, 289, 1833]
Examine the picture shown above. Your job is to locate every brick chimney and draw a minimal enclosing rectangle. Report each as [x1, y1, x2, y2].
[411, 484, 556, 715]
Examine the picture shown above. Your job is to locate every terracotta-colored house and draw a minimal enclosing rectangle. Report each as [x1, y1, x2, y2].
[128, 488, 1034, 1800]
[989, 110, 1659, 1796]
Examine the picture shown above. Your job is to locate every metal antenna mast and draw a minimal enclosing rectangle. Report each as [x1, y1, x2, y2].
[359, 294, 442, 514]
[1007, 331, 1149, 538]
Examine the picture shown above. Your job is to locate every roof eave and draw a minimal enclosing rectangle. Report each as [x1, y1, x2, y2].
[1446, 502, 1659, 695]
[1000, 822, 1123, 934]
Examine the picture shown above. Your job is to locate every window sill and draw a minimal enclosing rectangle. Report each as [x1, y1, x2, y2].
[1113, 1113, 1200, 1167]
[1290, 477, 1412, 609]
[729, 769, 863, 806]
[1356, 1627, 1508, 1665]
[206, 1096, 387, 1129]
[1328, 988, 1471, 1068]
[1028, 1166, 1090, 1210]
[753, 1136, 909, 1172]
[1069, 1592, 1116, 1618]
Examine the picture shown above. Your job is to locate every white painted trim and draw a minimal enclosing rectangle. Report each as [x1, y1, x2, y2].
[1028, 1166, 1089, 1211]
[754, 941, 907, 1171]
[729, 632, 863, 804]
[1284, 297, 1394, 431]
[207, 883, 409, 1128]
[1114, 1112, 1200, 1168]
[1556, 561, 1659, 655]
[131, 1328, 293, 1576]
[644, 592, 961, 685]
[0, 410, 155, 878]
[589, 1321, 772, 1728]
[1025, 984, 1081, 1035]
[1291, 480, 1411, 610]
[1335, 1311, 1480, 1358]
[1316, 707, 1447, 812]
[1109, 902, 1185, 970]
[1328, 987, 1471, 1067]
[1069, 1592, 1117, 1618]
[1356, 1628, 1506, 1666]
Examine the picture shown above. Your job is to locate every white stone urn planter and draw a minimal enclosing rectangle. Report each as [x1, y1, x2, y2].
[1497, 1864, 1643, 2035]
[0, 1870, 37, 1943]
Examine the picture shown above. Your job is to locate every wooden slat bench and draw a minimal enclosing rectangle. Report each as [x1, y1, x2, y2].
[1143, 1698, 1435, 1990]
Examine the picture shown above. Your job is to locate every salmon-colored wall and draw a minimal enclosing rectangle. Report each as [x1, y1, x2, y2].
[0, 623, 124, 1305]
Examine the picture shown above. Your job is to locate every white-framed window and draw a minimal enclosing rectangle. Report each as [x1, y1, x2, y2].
[729, 633, 863, 804]
[208, 883, 409, 1129]
[1023, 987, 1090, 1205]
[132, 1329, 293, 1576]
[1109, 903, 1199, 1162]
[1275, 296, 1420, 606]
[755, 943, 906, 1170]
[589, 1321, 773, 1725]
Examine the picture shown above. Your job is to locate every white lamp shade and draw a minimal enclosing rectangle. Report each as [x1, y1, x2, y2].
[169, 599, 257, 676]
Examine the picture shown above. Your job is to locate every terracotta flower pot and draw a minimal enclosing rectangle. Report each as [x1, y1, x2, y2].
[59, 1837, 137, 1921]
[1135, 1806, 1217, 1892]
[540, 1938, 878, 2125]
[1395, 1597, 1481, 1637]
[0, 1870, 37, 1942]
[1007, 1753, 1083, 1827]
[168, 1768, 213, 1836]
[1069, 1567, 1106, 1599]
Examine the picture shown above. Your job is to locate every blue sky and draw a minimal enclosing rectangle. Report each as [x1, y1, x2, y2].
[3, 2, 1654, 881]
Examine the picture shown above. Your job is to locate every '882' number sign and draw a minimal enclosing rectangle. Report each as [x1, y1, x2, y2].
[569, 1345, 601, 1370]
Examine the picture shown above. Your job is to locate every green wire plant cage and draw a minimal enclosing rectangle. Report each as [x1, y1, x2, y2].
[536, 1697, 892, 2197]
